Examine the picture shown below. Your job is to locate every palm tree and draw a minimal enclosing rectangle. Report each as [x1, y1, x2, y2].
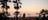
[0, 0, 10, 20]
[14, 0, 22, 20]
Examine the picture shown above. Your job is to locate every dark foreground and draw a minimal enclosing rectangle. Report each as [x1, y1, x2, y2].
[2, 17, 48, 20]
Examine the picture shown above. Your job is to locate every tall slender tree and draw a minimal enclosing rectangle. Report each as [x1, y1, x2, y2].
[13, 0, 22, 20]
[0, 0, 10, 20]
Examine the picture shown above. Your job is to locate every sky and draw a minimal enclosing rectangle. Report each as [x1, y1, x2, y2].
[0, 0, 48, 14]
[19, 0, 48, 14]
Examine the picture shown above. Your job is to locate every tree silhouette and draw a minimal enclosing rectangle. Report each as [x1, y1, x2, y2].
[39, 9, 48, 20]
[23, 13, 25, 20]
[0, 0, 10, 20]
[14, 0, 22, 20]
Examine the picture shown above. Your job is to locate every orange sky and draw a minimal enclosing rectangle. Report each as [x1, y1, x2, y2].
[0, 0, 48, 14]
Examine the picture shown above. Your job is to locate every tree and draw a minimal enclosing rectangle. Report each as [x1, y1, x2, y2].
[39, 9, 48, 20]
[14, 0, 22, 20]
